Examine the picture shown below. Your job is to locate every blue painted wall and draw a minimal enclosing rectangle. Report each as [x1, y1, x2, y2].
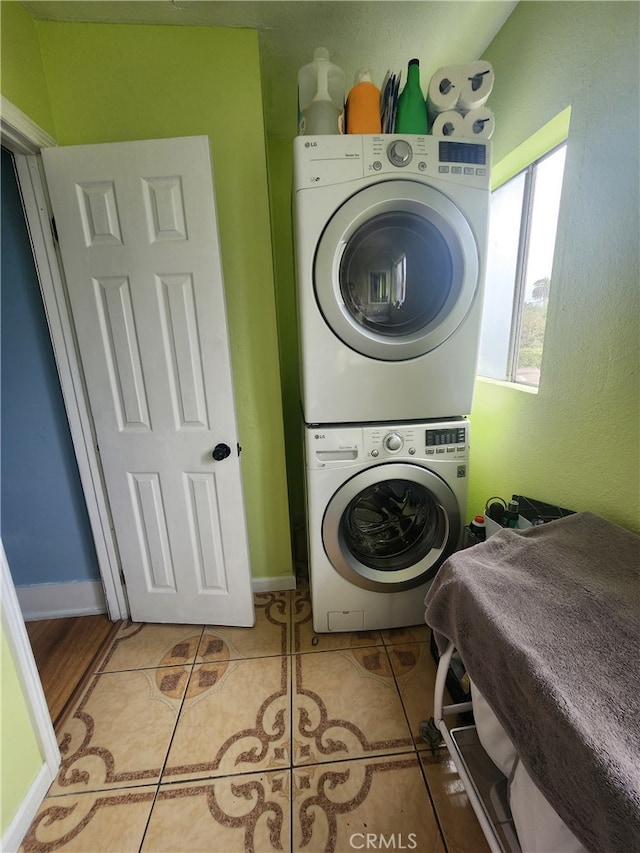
[1, 148, 99, 585]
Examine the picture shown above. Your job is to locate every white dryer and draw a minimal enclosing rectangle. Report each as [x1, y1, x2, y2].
[304, 419, 469, 632]
[293, 134, 490, 424]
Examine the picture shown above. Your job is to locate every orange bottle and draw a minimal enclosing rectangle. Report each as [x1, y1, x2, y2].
[346, 69, 382, 134]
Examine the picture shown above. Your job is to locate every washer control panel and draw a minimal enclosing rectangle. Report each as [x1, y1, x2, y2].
[307, 421, 470, 468]
[424, 425, 468, 458]
[364, 421, 469, 461]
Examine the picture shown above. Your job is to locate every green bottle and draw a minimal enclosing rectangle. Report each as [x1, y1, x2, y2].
[394, 59, 429, 134]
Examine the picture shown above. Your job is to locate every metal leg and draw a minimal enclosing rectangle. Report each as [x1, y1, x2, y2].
[425, 641, 509, 853]
[419, 717, 443, 753]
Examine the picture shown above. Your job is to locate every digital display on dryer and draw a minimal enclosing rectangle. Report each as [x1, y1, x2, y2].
[439, 141, 486, 165]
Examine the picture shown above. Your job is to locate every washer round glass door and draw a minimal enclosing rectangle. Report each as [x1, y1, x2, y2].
[322, 463, 461, 592]
[314, 180, 479, 361]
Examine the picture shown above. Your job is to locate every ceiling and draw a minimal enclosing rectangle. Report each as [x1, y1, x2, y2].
[22, 1, 518, 137]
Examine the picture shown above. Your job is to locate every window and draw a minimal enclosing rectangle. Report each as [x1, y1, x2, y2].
[479, 141, 567, 387]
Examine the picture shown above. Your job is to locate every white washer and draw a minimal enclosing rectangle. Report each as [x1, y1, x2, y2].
[294, 134, 490, 424]
[305, 419, 469, 632]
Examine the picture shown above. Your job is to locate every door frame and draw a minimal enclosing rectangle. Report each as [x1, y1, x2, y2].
[1, 95, 127, 620]
[1, 539, 60, 852]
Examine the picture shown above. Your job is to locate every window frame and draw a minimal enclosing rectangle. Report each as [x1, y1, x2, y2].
[479, 106, 570, 388]
[507, 162, 534, 382]
[501, 141, 566, 385]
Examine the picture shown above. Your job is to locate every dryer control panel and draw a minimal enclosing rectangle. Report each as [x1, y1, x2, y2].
[293, 134, 490, 191]
[365, 136, 489, 188]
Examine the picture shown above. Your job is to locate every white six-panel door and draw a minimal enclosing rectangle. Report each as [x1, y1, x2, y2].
[42, 136, 254, 626]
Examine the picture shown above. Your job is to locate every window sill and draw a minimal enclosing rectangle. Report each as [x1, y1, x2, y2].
[477, 376, 539, 394]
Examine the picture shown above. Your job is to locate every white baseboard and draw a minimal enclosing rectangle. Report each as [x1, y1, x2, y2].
[251, 574, 297, 593]
[17, 580, 106, 621]
[1, 762, 56, 853]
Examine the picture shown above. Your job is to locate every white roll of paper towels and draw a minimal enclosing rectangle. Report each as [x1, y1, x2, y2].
[463, 108, 495, 140]
[426, 66, 465, 121]
[458, 60, 494, 112]
[431, 110, 466, 138]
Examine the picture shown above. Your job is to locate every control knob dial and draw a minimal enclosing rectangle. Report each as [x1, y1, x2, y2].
[387, 139, 413, 167]
[383, 432, 404, 453]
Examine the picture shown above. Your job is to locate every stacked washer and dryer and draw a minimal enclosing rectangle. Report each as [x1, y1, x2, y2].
[293, 134, 490, 632]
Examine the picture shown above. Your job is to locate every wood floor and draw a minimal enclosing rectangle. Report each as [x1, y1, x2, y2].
[26, 614, 121, 730]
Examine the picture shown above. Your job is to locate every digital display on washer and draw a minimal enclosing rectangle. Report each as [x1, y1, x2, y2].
[426, 427, 466, 446]
[439, 141, 486, 165]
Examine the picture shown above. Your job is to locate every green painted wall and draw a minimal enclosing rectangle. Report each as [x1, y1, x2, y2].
[1, 626, 43, 835]
[266, 137, 305, 516]
[3, 16, 292, 579]
[469, 1, 640, 533]
[0, 0, 56, 136]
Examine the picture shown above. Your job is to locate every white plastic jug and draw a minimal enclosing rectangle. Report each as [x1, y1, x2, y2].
[298, 47, 345, 135]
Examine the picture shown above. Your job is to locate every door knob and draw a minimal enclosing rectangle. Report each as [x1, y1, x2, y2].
[212, 443, 231, 461]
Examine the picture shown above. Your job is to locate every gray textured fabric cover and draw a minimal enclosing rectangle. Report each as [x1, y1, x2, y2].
[424, 512, 640, 853]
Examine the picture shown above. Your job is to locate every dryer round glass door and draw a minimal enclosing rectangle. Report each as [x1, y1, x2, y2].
[322, 463, 461, 592]
[314, 181, 479, 361]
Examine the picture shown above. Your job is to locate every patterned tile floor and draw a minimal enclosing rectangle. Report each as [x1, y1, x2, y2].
[21, 587, 490, 853]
